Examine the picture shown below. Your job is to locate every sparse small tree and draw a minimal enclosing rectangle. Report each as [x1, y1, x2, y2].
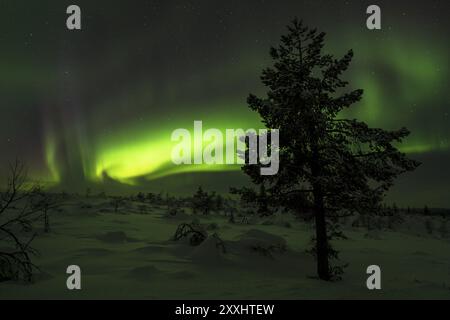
[97, 191, 107, 199]
[214, 194, 224, 213]
[231, 184, 273, 217]
[173, 223, 207, 246]
[191, 187, 214, 215]
[136, 192, 145, 203]
[167, 198, 184, 216]
[146, 192, 155, 203]
[110, 196, 126, 213]
[425, 218, 434, 234]
[223, 198, 237, 222]
[386, 202, 404, 230]
[154, 192, 163, 205]
[0, 160, 43, 282]
[33, 189, 59, 233]
[392, 203, 398, 214]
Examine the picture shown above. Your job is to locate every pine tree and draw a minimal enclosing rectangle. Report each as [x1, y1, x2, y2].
[214, 194, 224, 212]
[230, 184, 272, 216]
[136, 192, 145, 202]
[242, 19, 420, 280]
[192, 186, 213, 215]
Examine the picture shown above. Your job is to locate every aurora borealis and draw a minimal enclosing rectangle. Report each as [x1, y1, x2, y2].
[0, 0, 448, 206]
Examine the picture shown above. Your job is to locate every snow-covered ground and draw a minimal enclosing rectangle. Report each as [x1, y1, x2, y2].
[1, 196, 449, 299]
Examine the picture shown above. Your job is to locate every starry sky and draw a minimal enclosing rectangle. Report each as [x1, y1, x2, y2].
[0, 0, 448, 207]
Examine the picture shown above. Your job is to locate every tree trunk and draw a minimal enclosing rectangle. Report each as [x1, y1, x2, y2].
[310, 142, 331, 281]
[313, 187, 330, 280]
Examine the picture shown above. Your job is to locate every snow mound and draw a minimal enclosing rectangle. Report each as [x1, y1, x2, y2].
[96, 231, 139, 244]
[134, 245, 167, 254]
[364, 230, 382, 240]
[127, 265, 162, 281]
[238, 229, 287, 248]
[171, 270, 197, 280]
[190, 235, 226, 264]
[76, 248, 113, 256]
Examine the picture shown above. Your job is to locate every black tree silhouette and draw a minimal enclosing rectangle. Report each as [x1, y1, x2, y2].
[240, 19, 420, 281]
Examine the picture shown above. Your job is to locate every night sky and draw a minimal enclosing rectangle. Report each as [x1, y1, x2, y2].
[0, 0, 448, 207]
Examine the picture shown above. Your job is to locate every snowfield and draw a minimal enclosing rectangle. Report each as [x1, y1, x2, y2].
[1, 195, 449, 299]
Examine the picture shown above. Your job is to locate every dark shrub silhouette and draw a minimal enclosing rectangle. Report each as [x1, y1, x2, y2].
[191, 187, 214, 215]
[0, 160, 47, 282]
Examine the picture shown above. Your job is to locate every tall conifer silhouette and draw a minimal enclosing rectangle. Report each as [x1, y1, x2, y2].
[242, 19, 420, 280]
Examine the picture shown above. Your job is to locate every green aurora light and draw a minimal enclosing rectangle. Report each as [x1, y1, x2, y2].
[39, 36, 449, 186]
[0, 1, 448, 207]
